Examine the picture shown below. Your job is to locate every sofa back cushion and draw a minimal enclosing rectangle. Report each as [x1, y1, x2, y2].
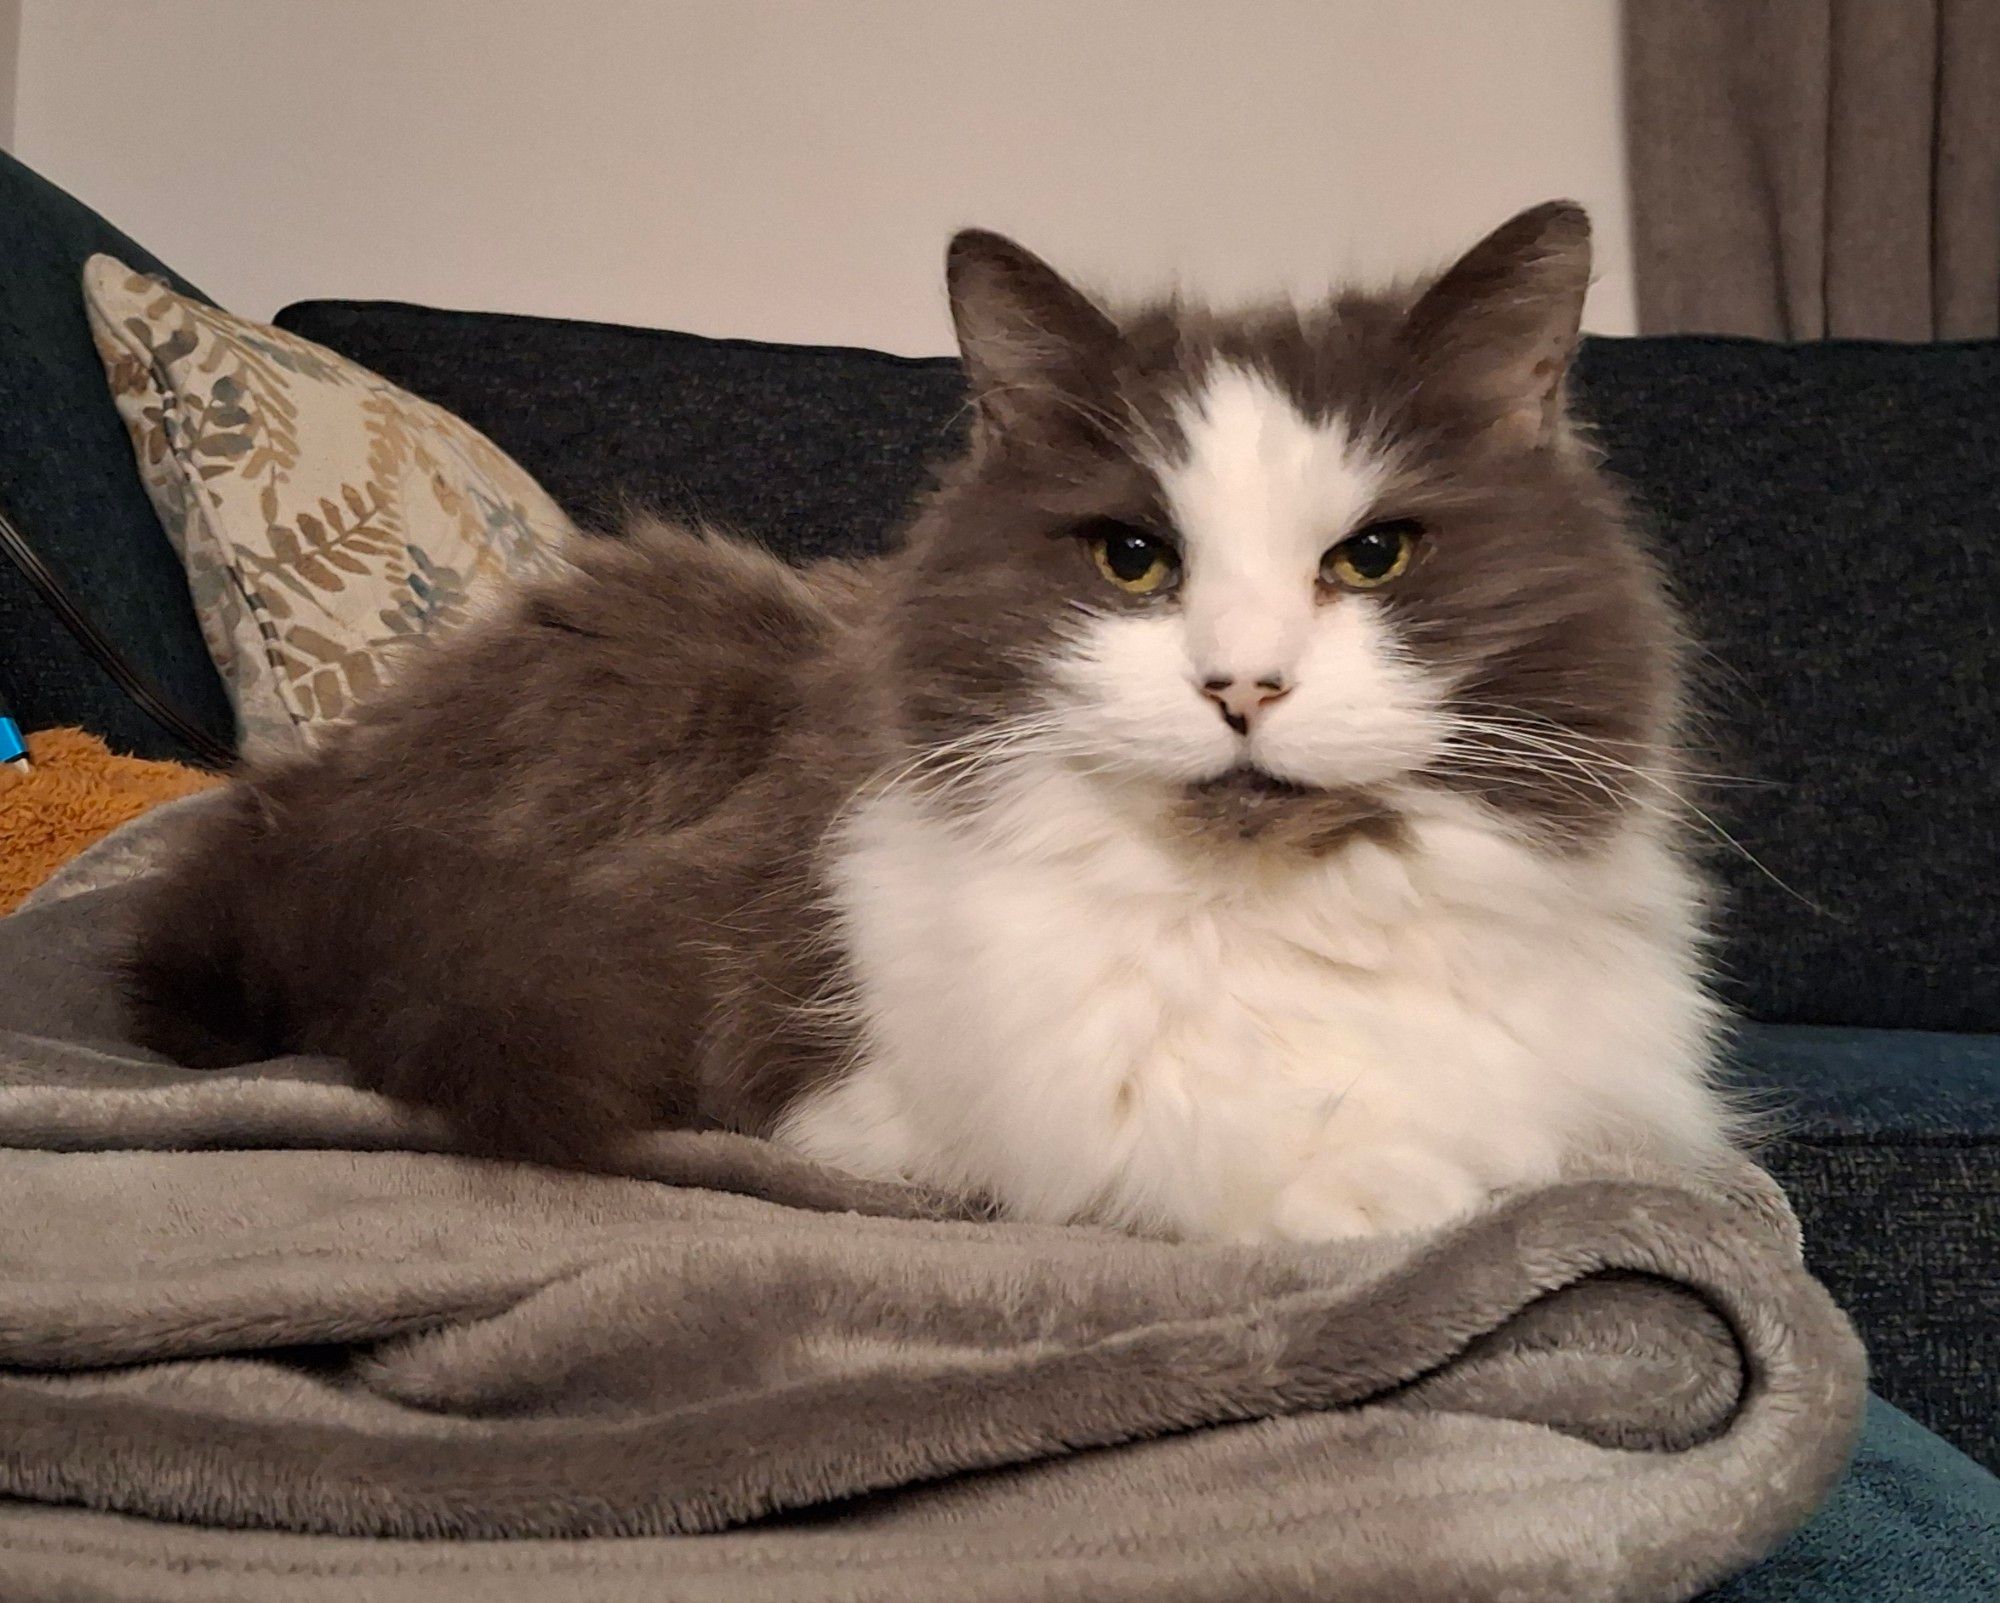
[276, 301, 964, 564]
[0, 153, 235, 764]
[1573, 337, 1999, 1034]
[274, 300, 2000, 1034]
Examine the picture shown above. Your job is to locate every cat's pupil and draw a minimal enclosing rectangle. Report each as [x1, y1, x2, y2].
[1344, 529, 1401, 578]
[1104, 532, 1160, 581]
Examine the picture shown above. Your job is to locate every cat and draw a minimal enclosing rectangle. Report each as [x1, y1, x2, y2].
[126, 200, 1734, 1242]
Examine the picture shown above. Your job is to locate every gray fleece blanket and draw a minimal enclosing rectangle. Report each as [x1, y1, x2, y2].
[0, 801, 1865, 1602]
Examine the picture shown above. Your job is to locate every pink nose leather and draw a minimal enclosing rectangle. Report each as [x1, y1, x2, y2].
[1201, 676, 1291, 735]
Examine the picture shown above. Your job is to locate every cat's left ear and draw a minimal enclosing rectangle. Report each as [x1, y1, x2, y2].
[1402, 201, 1592, 447]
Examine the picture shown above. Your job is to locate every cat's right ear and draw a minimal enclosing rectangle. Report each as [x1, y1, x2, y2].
[947, 231, 1121, 436]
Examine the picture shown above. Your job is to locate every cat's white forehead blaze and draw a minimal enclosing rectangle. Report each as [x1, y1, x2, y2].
[1147, 362, 1391, 685]
[1153, 363, 1389, 581]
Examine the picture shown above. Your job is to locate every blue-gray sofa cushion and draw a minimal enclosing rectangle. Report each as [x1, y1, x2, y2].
[1735, 1024, 2000, 1469]
[1708, 1396, 1999, 1600]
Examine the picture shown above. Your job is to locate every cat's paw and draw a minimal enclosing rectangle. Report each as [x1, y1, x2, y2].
[1265, 1141, 1503, 1243]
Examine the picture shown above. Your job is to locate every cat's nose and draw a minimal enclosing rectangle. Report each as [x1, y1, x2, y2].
[1200, 675, 1291, 735]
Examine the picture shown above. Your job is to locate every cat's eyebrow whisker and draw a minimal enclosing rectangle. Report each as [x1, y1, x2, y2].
[978, 382, 1151, 456]
[1111, 385, 1172, 464]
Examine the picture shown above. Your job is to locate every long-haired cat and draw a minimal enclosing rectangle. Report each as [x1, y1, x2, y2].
[126, 201, 1732, 1241]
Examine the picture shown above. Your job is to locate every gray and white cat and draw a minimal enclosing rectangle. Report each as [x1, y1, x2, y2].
[129, 201, 1732, 1242]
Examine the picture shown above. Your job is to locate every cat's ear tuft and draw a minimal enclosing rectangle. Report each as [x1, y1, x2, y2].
[1403, 201, 1592, 447]
[947, 230, 1120, 432]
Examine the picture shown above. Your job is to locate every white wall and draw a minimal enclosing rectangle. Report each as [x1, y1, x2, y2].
[0, 0, 19, 150]
[13, 0, 1631, 351]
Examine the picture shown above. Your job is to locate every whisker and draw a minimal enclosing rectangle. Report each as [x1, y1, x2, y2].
[1444, 714, 1774, 789]
[1434, 719, 1821, 911]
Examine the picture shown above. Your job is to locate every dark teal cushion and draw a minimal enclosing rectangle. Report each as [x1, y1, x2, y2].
[0, 151, 234, 762]
[1733, 1024, 2000, 1470]
[1573, 339, 2000, 1038]
[1708, 1396, 2000, 1600]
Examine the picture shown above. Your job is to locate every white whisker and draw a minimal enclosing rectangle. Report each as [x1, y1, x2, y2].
[1434, 714, 1820, 910]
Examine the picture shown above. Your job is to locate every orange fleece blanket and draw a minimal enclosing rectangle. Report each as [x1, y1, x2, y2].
[0, 728, 220, 915]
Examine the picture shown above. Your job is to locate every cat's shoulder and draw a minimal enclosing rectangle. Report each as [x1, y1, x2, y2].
[279, 518, 876, 843]
[526, 517, 857, 657]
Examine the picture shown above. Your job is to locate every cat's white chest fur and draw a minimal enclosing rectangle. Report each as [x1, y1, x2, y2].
[782, 767, 1726, 1241]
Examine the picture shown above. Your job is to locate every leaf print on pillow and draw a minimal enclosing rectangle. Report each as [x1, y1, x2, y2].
[379, 546, 474, 639]
[84, 254, 576, 756]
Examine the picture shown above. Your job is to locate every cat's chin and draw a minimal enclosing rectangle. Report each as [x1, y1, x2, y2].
[1188, 765, 1317, 803]
[1178, 766, 1399, 854]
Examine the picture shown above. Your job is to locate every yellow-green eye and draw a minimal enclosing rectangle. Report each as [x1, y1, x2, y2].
[1088, 523, 1180, 596]
[1322, 519, 1420, 589]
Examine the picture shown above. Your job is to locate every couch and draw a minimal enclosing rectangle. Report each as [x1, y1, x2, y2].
[2, 150, 1995, 1595]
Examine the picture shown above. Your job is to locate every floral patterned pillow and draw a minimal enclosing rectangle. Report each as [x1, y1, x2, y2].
[84, 256, 574, 756]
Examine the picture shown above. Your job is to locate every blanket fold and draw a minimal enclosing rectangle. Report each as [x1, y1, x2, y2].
[0, 801, 1866, 1602]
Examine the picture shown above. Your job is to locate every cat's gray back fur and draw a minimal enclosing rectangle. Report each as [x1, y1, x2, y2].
[124, 522, 885, 1158]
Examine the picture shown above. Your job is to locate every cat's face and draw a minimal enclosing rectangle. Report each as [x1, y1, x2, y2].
[892, 204, 1680, 852]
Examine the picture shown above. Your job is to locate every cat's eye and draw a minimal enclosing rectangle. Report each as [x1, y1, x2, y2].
[1086, 522, 1180, 596]
[1321, 519, 1421, 589]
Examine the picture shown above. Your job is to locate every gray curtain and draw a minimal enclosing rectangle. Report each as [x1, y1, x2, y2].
[1625, 0, 2000, 339]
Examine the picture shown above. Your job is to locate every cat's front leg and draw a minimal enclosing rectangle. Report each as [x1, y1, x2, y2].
[1261, 1125, 1562, 1244]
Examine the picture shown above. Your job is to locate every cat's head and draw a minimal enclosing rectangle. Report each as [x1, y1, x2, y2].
[890, 202, 1682, 853]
